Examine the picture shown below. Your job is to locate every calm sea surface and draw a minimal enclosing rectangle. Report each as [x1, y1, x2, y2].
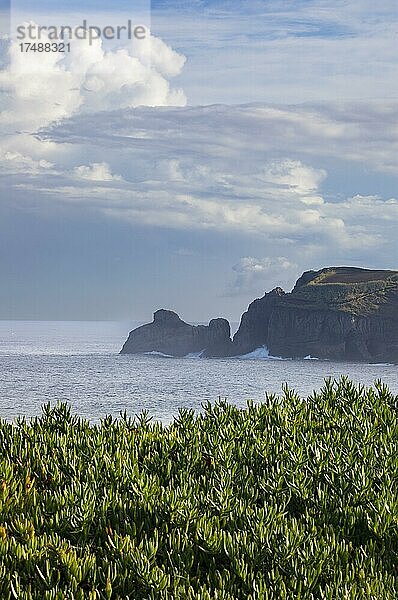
[0, 321, 397, 423]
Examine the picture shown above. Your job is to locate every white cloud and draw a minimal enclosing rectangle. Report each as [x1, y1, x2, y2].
[133, 35, 187, 78]
[0, 149, 54, 174]
[4, 99, 396, 270]
[230, 256, 298, 295]
[263, 160, 326, 205]
[13, 152, 397, 266]
[43, 102, 398, 176]
[156, 159, 184, 182]
[0, 31, 187, 134]
[0, 29, 187, 215]
[73, 162, 122, 182]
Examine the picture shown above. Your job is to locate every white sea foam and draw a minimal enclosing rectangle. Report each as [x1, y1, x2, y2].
[144, 351, 174, 358]
[238, 346, 286, 360]
[304, 355, 320, 360]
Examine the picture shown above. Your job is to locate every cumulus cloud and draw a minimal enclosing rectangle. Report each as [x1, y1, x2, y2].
[263, 160, 326, 205]
[230, 256, 298, 295]
[0, 31, 186, 134]
[73, 162, 122, 182]
[133, 35, 187, 78]
[0, 28, 187, 215]
[0, 149, 54, 174]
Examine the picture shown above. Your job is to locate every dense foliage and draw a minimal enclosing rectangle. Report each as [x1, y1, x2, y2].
[0, 378, 397, 599]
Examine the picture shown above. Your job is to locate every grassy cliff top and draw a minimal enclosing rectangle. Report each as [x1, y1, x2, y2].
[295, 267, 398, 288]
[288, 267, 398, 315]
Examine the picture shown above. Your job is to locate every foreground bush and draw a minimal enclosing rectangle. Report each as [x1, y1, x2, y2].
[0, 377, 397, 599]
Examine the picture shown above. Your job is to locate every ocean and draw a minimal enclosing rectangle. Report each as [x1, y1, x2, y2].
[0, 320, 397, 423]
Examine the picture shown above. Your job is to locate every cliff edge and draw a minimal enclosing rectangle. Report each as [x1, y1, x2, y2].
[266, 267, 398, 362]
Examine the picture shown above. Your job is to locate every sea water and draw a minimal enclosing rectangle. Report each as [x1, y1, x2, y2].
[0, 321, 396, 423]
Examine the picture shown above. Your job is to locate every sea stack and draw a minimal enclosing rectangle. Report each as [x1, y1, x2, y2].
[120, 309, 234, 357]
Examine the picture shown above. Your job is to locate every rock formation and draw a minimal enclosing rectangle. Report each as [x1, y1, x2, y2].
[120, 309, 233, 358]
[232, 287, 285, 355]
[264, 267, 398, 362]
[121, 267, 398, 363]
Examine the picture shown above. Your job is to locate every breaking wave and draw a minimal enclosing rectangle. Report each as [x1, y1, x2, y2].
[237, 346, 287, 360]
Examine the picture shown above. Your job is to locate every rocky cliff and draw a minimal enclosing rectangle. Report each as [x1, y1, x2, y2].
[265, 267, 398, 362]
[121, 267, 398, 363]
[120, 309, 233, 358]
[232, 287, 285, 355]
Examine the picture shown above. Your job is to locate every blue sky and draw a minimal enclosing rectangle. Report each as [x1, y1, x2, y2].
[0, 1, 397, 320]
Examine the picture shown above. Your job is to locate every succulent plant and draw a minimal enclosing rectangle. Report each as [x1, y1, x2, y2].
[0, 377, 397, 599]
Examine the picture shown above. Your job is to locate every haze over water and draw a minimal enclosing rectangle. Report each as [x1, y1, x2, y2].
[0, 321, 397, 423]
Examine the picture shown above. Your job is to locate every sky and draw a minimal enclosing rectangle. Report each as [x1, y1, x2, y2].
[0, 1, 398, 321]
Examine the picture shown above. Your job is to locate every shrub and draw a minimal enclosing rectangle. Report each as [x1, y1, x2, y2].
[0, 377, 397, 599]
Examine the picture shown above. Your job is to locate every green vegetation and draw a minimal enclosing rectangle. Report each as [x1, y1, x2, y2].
[0, 378, 397, 599]
[292, 277, 398, 315]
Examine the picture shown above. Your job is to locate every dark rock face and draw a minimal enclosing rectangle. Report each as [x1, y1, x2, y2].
[266, 267, 398, 362]
[120, 309, 233, 358]
[121, 267, 398, 363]
[232, 287, 285, 355]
